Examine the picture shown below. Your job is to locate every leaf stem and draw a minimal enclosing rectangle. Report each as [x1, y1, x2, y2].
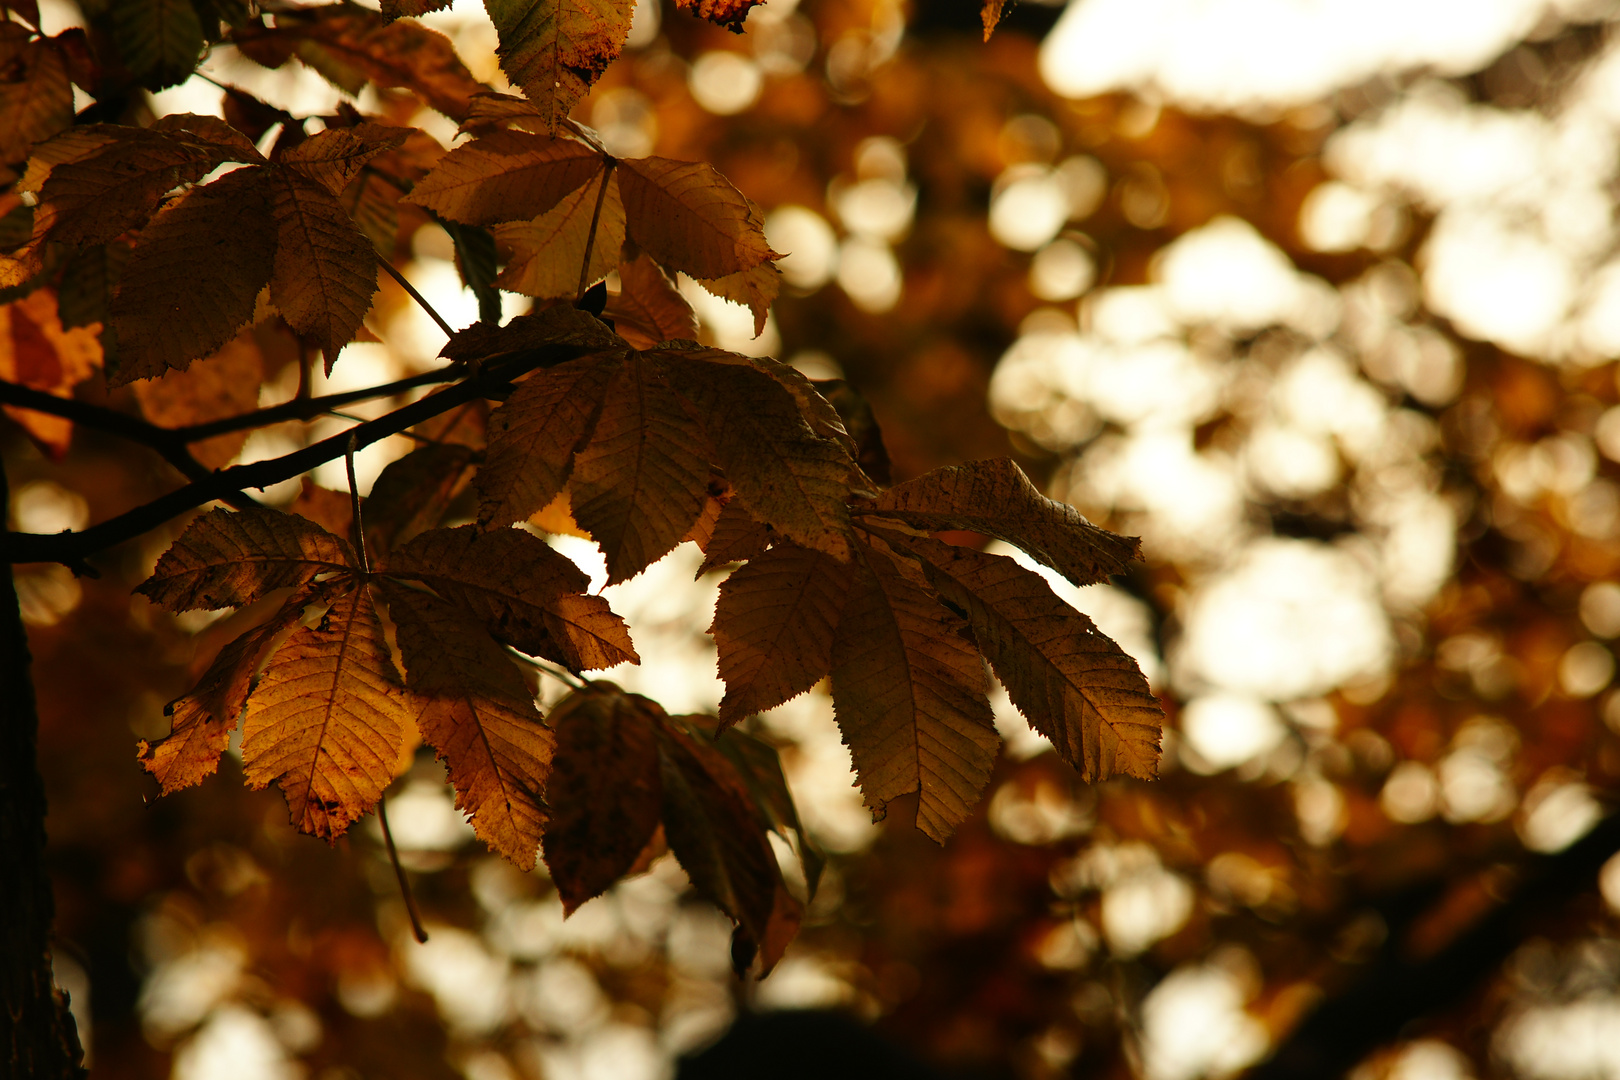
[345, 433, 370, 575]
[504, 647, 587, 690]
[377, 793, 429, 944]
[379, 260, 457, 341]
[576, 162, 617, 303]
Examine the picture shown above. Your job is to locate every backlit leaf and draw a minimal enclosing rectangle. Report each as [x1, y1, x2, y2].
[280, 123, 411, 197]
[537, 592, 640, 671]
[712, 543, 851, 728]
[483, 0, 634, 133]
[240, 584, 416, 840]
[269, 169, 378, 370]
[138, 507, 355, 613]
[362, 443, 476, 561]
[56, 241, 129, 332]
[440, 303, 622, 363]
[494, 164, 624, 298]
[405, 129, 603, 226]
[382, 581, 553, 869]
[981, 0, 1009, 40]
[860, 458, 1140, 587]
[693, 261, 780, 337]
[604, 250, 698, 348]
[288, 479, 355, 541]
[108, 167, 277, 384]
[541, 682, 663, 912]
[673, 0, 765, 32]
[571, 352, 712, 582]
[113, 0, 205, 90]
[381, 0, 454, 18]
[0, 30, 72, 165]
[618, 157, 779, 281]
[830, 537, 999, 841]
[896, 534, 1162, 783]
[0, 288, 102, 459]
[132, 328, 263, 470]
[696, 496, 776, 575]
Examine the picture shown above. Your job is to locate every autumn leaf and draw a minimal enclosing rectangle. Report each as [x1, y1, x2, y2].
[981, 0, 1010, 40]
[56, 242, 129, 333]
[893, 533, 1162, 784]
[0, 28, 72, 165]
[113, 0, 206, 90]
[137, 507, 355, 612]
[604, 250, 698, 349]
[830, 536, 1000, 842]
[494, 164, 624, 298]
[279, 123, 411, 197]
[483, 0, 634, 133]
[240, 584, 416, 840]
[696, 496, 776, 574]
[439, 302, 622, 363]
[380, 0, 454, 19]
[405, 129, 604, 226]
[138, 587, 318, 793]
[712, 543, 851, 729]
[858, 458, 1140, 587]
[710, 726, 823, 895]
[694, 261, 780, 337]
[673, 0, 765, 33]
[381, 580, 553, 869]
[541, 683, 663, 912]
[617, 157, 779, 281]
[362, 442, 476, 561]
[107, 166, 277, 385]
[288, 479, 356, 541]
[0, 288, 102, 459]
[269, 169, 378, 369]
[570, 351, 713, 583]
[132, 328, 263, 470]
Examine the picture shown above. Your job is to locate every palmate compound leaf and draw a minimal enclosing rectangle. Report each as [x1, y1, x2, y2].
[270, 169, 379, 371]
[617, 157, 779, 282]
[380, 580, 552, 869]
[711, 543, 852, 730]
[138, 585, 320, 793]
[240, 583, 418, 840]
[494, 162, 624, 299]
[137, 507, 356, 613]
[483, 0, 635, 134]
[830, 533, 1000, 842]
[383, 524, 637, 671]
[107, 166, 277, 385]
[857, 457, 1141, 587]
[895, 532, 1162, 783]
[404, 129, 604, 227]
[541, 683, 664, 912]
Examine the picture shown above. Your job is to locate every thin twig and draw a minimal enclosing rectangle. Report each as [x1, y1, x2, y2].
[504, 647, 588, 689]
[576, 162, 617, 302]
[345, 433, 370, 575]
[379, 260, 457, 340]
[378, 794, 429, 944]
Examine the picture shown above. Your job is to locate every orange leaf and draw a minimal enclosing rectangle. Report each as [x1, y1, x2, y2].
[604, 250, 699, 349]
[0, 288, 102, 459]
[132, 328, 263, 470]
[405, 129, 603, 226]
[269, 169, 378, 371]
[493, 163, 624, 298]
[672, 0, 765, 33]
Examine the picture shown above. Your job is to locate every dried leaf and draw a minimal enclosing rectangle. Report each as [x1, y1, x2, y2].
[830, 538, 999, 841]
[405, 129, 603, 226]
[280, 123, 411, 196]
[982, 0, 1010, 40]
[138, 507, 355, 612]
[672, 0, 763, 31]
[108, 167, 277, 385]
[494, 164, 624, 298]
[132, 329, 263, 470]
[138, 587, 315, 793]
[381, 0, 454, 19]
[696, 496, 775, 575]
[483, 0, 634, 133]
[288, 478, 355, 541]
[604, 251, 698, 348]
[382, 581, 553, 869]
[571, 352, 712, 582]
[618, 157, 778, 281]
[541, 683, 663, 912]
[240, 584, 415, 840]
[150, 112, 266, 161]
[113, 0, 205, 90]
[537, 592, 639, 670]
[710, 726, 823, 896]
[477, 351, 620, 526]
[712, 544, 851, 729]
[363, 443, 476, 561]
[269, 169, 378, 371]
[0, 288, 102, 458]
[57, 241, 130, 331]
[860, 458, 1140, 587]
[897, 534, 1162, 783]
[440, 302, 622, 363]
[694, 261, 779, 337]
[0, 31, 72, 165]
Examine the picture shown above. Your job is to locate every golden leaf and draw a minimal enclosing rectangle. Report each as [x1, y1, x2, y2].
[493, 163, 624, 299]
[137, 507, 355, 613]
[404, 129, 603, 226]
[618, 157, 779, 281]
[693, 261, 780, 337]
[132, 328, 263, 470]
[604, 250, 698, 349]
[0, 288, 103, 459]
[483, 0, 634, 133]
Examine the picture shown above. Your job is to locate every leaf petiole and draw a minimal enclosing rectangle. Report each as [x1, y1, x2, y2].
[575, 161, 618, 303]
[377, 793, 430, 944]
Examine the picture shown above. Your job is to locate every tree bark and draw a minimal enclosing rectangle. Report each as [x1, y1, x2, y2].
[1, 463, 86, 1078]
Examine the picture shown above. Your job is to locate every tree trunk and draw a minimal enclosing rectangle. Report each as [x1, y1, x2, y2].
[1, 463, 86, 1078]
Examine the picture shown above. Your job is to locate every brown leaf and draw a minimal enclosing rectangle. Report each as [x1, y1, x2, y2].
[440, 302, 623, 363]
[541, 683, 664, 912]
[712, 544, 851, 729]
[150, 113, 266, 162]
[493, 164, 624, 298]
[381, 0, 454, 19]
[362, 442, 476, 561]
[483, 0, 635, 133]
[113, 0, 204, 90]
[240, 584, 416, 840]
[405, 129, 603, 226]
[16, 126, 114, 198]
[693, 261, 780, 337]
[981, 0, 1010, 40]
[477, 351, 621, 526]
[538, 592, 639, 671]
[656, 345, 854, 560]
[829, 537, 1000, 842]
[279, 123, 410, 196]
[132, 328, 263, 470]
[895, 533, 1162, 784]
[618, 157, 778, 281]
[708, 726, 822, 896]
[672, 0, 765, 33]
[138, 587, 316, 793]
[860, 458, 1140, 587]
[138, 507, 355, 612]
[108, 166, 277, 385]
[0, 288, 102, 459]
[381, 580, 552, 869]
[572, 351, 713, 583]
[288, 478, 355, 542]
[696, 496, 776, 575]
[529, 489, 590, 539]
[269, 169, 378, 370]
[0, 29, 72, 165]
[604, 250, 698, 348]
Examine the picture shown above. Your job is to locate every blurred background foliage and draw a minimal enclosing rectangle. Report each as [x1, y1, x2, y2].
[13, 0, 1620, 1076]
